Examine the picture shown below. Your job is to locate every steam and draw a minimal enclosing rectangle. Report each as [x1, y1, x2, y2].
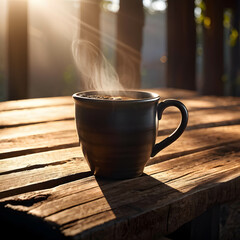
[72, 40, 125, 94]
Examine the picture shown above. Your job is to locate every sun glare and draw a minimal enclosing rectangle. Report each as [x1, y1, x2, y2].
[29, 0, 45, 8]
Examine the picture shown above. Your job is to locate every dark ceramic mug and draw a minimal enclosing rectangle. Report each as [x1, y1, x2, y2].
[73, 90, 188, 179]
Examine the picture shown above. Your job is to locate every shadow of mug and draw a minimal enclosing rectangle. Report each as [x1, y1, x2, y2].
[73, 90, 188, 179]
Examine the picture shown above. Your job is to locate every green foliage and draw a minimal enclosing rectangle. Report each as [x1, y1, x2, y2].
[223, 10, 231, 29]
[224, 10, 239, 47]
[195, 0, 206, 24]
[229, 28, 239, 47]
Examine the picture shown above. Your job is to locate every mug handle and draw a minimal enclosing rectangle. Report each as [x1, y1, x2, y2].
[151, 99, 188, 157]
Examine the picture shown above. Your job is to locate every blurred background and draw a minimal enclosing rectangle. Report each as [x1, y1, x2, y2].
[0, 0, 239, 101]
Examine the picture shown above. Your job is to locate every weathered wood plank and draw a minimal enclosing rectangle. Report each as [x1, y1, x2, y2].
[45, 146, 240, 239]
[0, 107, 239, 159]
[5, 124, 240, 176]
[0, 105, 74, 128]
[152, 124, 240, 163]
[166, 104, 240, 122]
[33, 143, 240, 219]
[1, 105, 240, 159]
[0, 89, 195, 112]
[0, 128, 239, 202]
[0, 88, 239, 115]
[1, 96, 240, 129]
[1, 92, 240, 240]
[62, 174, 239, 240]
[181, 96, 240, 110]
[0, 120, 75, 140]
[1, 124, 239, 202]
[1, 102, 239, 139]
[0, 147, 83, 175]
[159, 106, 240, 136]
[0, 129, 79, 159]
[0, 155, 89, 200]
[1, 142, 239, 240]
[0, 96, 73, 112]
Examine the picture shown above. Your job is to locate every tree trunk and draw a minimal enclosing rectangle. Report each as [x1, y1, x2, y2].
[116, 0, 144, 89]
[167, 0, 196, 91]
[8, 0, 28, 100]
[201, 0, 224, 95]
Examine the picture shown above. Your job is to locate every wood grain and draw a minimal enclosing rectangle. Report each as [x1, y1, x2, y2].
[159, 106, 240, 133]
[1, 106, 240, 158]
[0, 105, 74, 128]
[0, 159, 90, 200]
[1, 142, 239, 239]
[0, 129, 79, 159]
[0, 120, 75, 140]
[0, 122, 239, 203]
[152, 124, 240, 163]
[0, 147, 83, 174]
[1, 92, 240, 240]
[47, 144, 240, 239]
[1, 92, 239, 128]
[0, 96, 73, 111]
[2, 105, 239, 141]
[0, 89, 194, 111]
[1, 124, 240, 194]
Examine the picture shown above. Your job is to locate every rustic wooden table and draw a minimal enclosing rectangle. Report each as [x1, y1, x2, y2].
[0, 88, 240, 240]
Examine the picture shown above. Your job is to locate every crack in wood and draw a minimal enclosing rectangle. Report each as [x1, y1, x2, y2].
[0, 142, 79, 160]
[59, 209, 113, 230]
[0, 171, 92, 200]
[0, 117, 74, 129]
[45, 192, 107, 219]
[1, 194, 50, 207]
[0, 158, 83, 176]
[164, 172, 195, 184]
[212, 164, 224, 169]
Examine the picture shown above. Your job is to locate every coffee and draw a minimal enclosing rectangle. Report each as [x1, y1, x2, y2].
[79, 94, 136, 101]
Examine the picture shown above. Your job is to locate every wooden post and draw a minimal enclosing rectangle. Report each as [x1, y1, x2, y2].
[80, 0, 101, 50]
[201, 0, 224, 95]
[116, 0, 144, 89]
[229, 0, 240, 96]
[167, 0, 196, 90]
[8, 0, 28, 100]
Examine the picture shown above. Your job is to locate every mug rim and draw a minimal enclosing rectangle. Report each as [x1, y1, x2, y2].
[72, 90, 160, 103]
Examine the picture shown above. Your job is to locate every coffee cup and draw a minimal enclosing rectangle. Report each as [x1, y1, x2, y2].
[73, 90, 188, 179]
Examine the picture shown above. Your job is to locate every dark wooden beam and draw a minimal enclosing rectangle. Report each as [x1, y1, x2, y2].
[201, 0, 224, 95]
[229, 0, 240, 96]
[116, 0, 144, 89]
[8, 0, 28, 100]
[167, 0, 196, 90]
[223, 0, 237, 9]
[80, 0, 101, 50]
